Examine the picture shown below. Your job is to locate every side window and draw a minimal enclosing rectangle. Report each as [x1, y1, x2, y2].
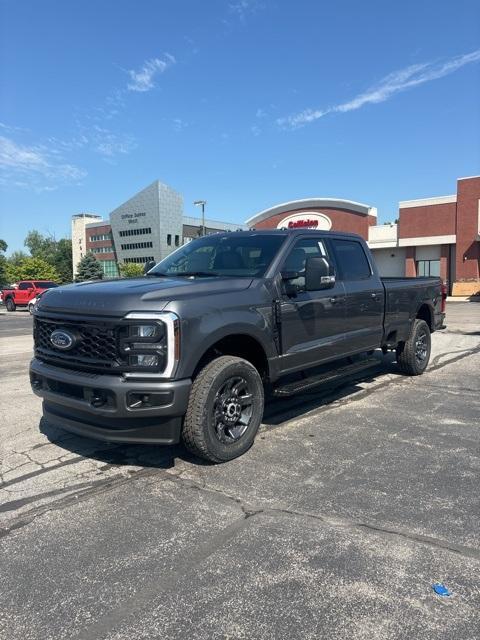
[331, 239, 371, 280]
[282, 238, 328, 291]
[18, 282, 32, 290]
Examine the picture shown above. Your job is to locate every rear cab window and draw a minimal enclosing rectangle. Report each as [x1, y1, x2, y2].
[330, 239, 372, 280]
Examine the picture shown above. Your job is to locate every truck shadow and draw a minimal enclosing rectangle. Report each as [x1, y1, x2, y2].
[263, 351, 400, 426]
[39, 352, 402, 468]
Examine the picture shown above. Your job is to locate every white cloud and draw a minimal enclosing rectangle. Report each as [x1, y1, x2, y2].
[278, 49, 480, 129]
[0, 135, 86, 191]
[172, 118, 188, 132]
[229, 1, 265, 22]
[90, 126, 137, 158]
[251, 124, 261, 136]
[127, 54, 176, 92]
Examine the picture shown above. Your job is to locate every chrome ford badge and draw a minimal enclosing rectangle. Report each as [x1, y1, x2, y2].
[50, 329, 76, 350]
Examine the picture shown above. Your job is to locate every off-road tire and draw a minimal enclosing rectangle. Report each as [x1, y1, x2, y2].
[396, 319, 431, 376]
[5, 298, 16, 312]
[182, 355, 264, 463]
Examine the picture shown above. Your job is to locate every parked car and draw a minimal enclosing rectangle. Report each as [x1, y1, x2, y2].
[30, 230, 446, 462]
[28, 289, 51, 315]
[3, 280, 58, 311]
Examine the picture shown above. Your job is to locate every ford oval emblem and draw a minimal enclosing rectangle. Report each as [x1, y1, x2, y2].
[50, 329, 76, 350]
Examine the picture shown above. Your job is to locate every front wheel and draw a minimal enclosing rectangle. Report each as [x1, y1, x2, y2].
[396, 319, 431, 375]
[182, 356, 264, 463]
[5, 298, 16, 312]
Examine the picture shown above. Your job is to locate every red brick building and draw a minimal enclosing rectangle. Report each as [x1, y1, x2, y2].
[246, 177, 480, 296]
[85, 221, 118, 278]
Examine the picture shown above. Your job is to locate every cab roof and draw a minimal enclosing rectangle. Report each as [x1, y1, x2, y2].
[212, 228, 365, 241]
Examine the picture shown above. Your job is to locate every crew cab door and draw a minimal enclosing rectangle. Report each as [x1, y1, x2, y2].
[277, 236, 348, 373]
[329, 238, 384, 353]
[16, 282, 34, 305]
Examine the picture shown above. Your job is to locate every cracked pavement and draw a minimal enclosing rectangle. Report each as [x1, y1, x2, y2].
[0, 303, 479, 639]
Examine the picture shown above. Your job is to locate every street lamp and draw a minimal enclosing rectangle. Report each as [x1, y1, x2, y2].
[193, 200, 207, 236]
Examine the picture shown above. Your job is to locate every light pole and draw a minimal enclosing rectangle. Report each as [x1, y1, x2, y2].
[193, 200, 207, 236]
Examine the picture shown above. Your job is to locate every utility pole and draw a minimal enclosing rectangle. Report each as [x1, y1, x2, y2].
[193, 200, 207, 236]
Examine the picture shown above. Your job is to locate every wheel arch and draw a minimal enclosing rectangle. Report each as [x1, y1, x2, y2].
[191, 332, 270, 381]
[415, 303, 434, 331]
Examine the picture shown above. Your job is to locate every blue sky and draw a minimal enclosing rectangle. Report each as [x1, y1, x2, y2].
[1, 0, 479, 253]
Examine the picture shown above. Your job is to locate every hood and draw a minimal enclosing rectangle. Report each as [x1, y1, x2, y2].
[37, 276, 254, 317]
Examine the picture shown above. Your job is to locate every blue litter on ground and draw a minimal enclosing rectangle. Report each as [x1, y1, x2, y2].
[432, 583, 451, 596]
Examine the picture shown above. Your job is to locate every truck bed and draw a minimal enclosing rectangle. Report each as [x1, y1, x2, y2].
[382, 276, 445, 339]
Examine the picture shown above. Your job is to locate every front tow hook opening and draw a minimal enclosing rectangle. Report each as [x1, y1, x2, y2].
[90, 391, 107, 408]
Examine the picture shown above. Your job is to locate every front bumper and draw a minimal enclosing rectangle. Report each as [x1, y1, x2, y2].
[30, 358, 191, 444]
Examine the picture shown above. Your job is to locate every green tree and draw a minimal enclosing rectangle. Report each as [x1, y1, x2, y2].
[7, 250, 29, 267]
[75, 253, 104, 282]
[119, 262, 144, 278]
[53, 238, 73, 283]
[24, 230, 54, 259]
[7, 257, 59, 282]
[24, 230, 73, 283]
[0, 239, 8, 287]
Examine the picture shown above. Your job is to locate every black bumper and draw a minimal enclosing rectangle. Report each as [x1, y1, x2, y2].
[30, 358, 191, 444]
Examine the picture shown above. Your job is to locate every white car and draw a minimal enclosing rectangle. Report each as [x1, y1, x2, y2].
[28, 290, 49, 314]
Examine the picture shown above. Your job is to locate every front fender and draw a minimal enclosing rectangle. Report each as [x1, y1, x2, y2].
[175, 307, 275, 379]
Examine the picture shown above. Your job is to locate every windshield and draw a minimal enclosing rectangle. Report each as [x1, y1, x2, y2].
[149, 233, 286, 278]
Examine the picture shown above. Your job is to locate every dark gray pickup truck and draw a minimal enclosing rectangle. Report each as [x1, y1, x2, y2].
[30, 230, 446, 462]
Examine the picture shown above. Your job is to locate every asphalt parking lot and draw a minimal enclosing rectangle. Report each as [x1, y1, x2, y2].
[1, 303, 479, 640]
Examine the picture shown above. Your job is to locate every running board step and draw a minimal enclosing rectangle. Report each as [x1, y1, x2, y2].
[272, 358, 379, 397]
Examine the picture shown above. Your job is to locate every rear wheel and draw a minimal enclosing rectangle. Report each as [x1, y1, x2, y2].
[396, 319, 431, 375]
[182, 355, 264, 463]
[5, 298, 16, 312]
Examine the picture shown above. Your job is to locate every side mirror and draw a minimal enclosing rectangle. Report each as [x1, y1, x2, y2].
[143, 260, 156, 274]
[281, 270, 300, 281]
[305, 257, 335, 291]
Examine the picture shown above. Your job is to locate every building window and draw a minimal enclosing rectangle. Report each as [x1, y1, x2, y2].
[124, 256, 155, 264]
[89, 233, 112, 242]
[175, 235, 180, 247]
[99, 260, 119, 278]
[417, 260, 440, 277]
[91, 246, 113, 254]
[120, 241, 153, 251]
[119, 227, 152, 238]
[167, 234, 172, 245]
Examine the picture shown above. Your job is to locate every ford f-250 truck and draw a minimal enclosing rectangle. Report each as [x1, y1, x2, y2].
[30, 230, 446, 462]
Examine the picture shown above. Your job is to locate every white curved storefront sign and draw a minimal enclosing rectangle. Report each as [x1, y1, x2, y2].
[276, 212, 332, 231]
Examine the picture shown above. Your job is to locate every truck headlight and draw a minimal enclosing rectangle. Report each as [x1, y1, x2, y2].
[131, 324, 158, 338]
[122, 312, 180, 377]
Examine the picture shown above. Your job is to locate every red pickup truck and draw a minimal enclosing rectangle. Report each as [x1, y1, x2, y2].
[3, 280, 58, 311]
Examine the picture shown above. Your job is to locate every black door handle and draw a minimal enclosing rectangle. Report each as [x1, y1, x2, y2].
[371, 293, 379, 300]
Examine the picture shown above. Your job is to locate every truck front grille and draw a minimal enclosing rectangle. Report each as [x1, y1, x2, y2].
[34, 316, 124, 371]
